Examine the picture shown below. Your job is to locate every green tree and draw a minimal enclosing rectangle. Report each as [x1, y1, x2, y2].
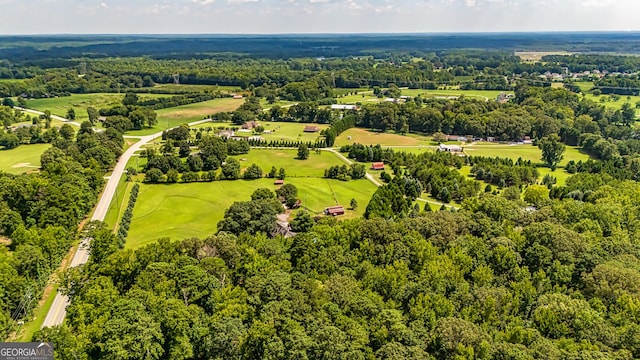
[291, 211, 314, 232]
[251, 188, 275, 201]
[59, 124, 75, 141]
[217, 199, 283, 235]
[538, 134, 565, 170]
[122, 92, 139, 106]
[2, 98, 15, 108]
[297, 144, 310, 160]
[166, 169, 179, 183]
[523, 184, 550, 206]
[221, 157, 241, 180]
[276, 184, 298, 208]
[66, 108, 76, 121]
[277, 167, 286, 180]
[243, 163, 263, 179]
[87, 106, 99, 124]
[145, 168, 164, 183]
[350, 198, 358, 210]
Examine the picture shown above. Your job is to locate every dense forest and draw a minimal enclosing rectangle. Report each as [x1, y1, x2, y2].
[33, 176, 640, 359]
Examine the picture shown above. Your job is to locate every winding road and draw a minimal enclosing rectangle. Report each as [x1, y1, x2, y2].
[41, 118, 212, 328]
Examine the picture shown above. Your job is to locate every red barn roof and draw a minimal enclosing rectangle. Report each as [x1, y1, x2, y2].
[324, 206, 345, 216]
[371, 162, 385, 170]
[304, 125, 320, 132]
[274, 180, 284, 185]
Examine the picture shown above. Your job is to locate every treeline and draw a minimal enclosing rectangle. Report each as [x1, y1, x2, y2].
[324, 114, 356, 147]
[116, 183, 139, 244]
[0, 120, 124, 338]
[468, 156, 539, 188]
[324, 163, 366, 181]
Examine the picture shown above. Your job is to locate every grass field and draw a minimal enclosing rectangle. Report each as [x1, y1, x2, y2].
[126, 178, 376, 249]
[335, 127, 430, 147]
[127, 98, 244, 135]
[233, 149, 344, 177]
[240, 122, 329, 143]
[334, 88, 511, 104]
[25, 93, 165, 122]
[144, 84, 243, 94]
[463, 143, 589, 166]
[0, 144, 50, 174]
[584, 93, 640, 111]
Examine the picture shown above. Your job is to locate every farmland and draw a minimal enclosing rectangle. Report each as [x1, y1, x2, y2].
[335, 127, 430, 147]
[128, 97, 244, 135]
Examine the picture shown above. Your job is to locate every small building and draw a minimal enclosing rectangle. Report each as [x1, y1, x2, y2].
[331, 104, 358, 110]
[438, 143, 463, 153]
[486, 136, 496, 142]
[232, 94, 243, 99]
[242, 121, 259, 130]
[274, 180, 284, 185]
[263, 130, 272, 134]
[98, 116, 107, 122]
[219, 130, 235, 139]
[271, 222, 296, 238]
[522, 136, 532, 144]
[371, 162, 385, 171]
[247, 136, 263, 141]
[324, 206, 345, 216]
[304, 125, 320, 133]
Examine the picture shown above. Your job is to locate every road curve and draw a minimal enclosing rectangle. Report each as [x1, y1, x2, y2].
[41, 119, 212, 328]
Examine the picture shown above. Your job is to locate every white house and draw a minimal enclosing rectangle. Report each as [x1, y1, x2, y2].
[331, 104, 358, 110]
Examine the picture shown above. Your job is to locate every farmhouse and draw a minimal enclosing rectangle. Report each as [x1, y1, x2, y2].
[274, 180, 284, 185]
[371, 162, 385, 171]
[242, 121, 259, 130]
[331, 104, 358, 110]
[324, 206, 345, 216]
[438, 143, 463, 153]
[219, 130, 235, 139]
[304, 125, 320, 133]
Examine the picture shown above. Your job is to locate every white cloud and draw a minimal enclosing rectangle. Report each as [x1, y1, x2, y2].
[192, 0, 214, 4]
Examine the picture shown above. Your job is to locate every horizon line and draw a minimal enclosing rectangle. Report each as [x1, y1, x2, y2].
[2, 30, 640, 37]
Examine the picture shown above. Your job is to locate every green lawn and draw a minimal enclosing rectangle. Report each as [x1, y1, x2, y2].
[584, 93, 640, 111]
[334, 89, 510, 104]
[233, 149, 344, 177]
[144, 84, 242, 94]
[127, 98, 243, 135]
[0, 144, 50, 174]
[126, 178, 376, 249]
[26, 93, 165, 122]
[238, 122, 329, 143]
[335, 128, 431, 147]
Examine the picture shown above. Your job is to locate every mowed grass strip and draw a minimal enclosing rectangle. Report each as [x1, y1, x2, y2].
[128, 98, 244, 135]
[126, 178, 377, 249]
[335, 127, 429, 147]
[233, 149, 344, 178]
[0, 144, 50, 174]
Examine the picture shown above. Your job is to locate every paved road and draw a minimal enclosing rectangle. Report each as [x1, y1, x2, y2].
[41, 118, 212, 328]
[15, 107, 83, 127]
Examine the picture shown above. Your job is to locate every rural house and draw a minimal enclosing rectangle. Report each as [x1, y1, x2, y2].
[242, 121, 259, 130]
[438, 143, 463, 153]
[304, 125, 320, 133]
[274, 180, 284, 185]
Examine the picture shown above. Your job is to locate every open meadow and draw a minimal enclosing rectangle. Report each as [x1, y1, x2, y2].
[0, 144, 50, 174]
[335, 127, 430, 147]
[125, 178, 376, 249]
[128, 97, 244, 135]
[25, 93, 165, 122]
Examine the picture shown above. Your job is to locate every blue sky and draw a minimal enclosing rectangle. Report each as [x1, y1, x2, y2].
[0, 0, 637, 34]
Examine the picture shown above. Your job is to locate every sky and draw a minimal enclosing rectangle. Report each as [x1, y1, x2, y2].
[0, 0, 638, 34]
